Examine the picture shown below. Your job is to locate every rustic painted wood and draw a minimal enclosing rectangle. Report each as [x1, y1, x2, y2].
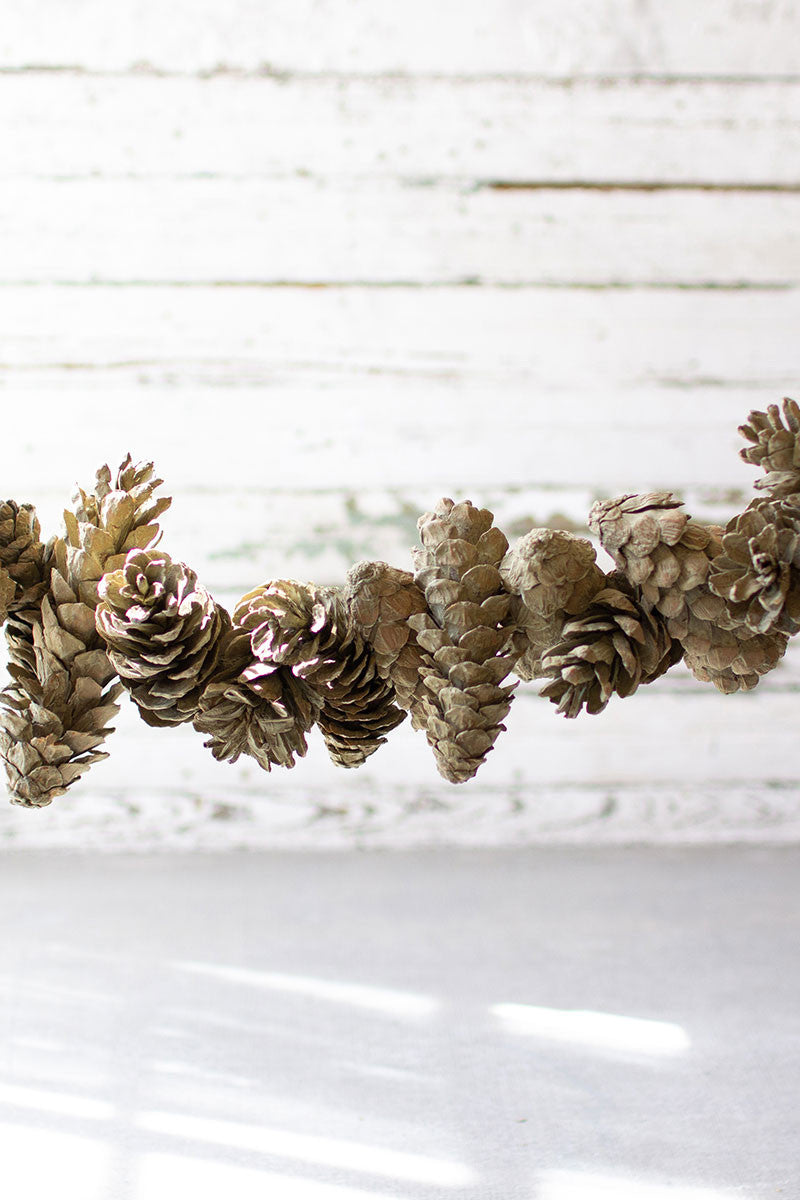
[1, 0, 799, 76]
[3, 286, 797, 385]
[0, 390, 781, 520]
[4, 74, 800, 185]
[2, 180, 798, 285]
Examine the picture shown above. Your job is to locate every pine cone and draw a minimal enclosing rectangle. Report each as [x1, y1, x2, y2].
[1, 501, 50, 683]
[344, 560, 428, 710]
[0, 501, 49, 616]
[0, 595, 122, 807]
[589, 491, 784, 693]
[540, 579, 682, 718]
[589, 492, 695, 609]
[235, 580, 405, 768]
[96, 549, 228, 727]
[0, 457, 170, 806]
[708, 497, 800, 635]
[408, 498, 516, 784]
[499, 528, 606, 680]
[193, 624, 319, 771]
[0, 570, 15, 628]
[739, 398, 800, 498]
[681, 627, 787, 694]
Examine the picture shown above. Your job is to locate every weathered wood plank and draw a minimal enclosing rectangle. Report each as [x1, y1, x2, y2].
[3, 285, 797, 389]
[1, 0, 799, 76]
[4, 74, 800, 185]
[2, 181, 798, 285]
[0, 396, 777, 524]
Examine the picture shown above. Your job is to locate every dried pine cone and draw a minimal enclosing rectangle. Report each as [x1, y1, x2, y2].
[409, 498, 516, 783]
[499, 528, 606, 680]
[589, 491, 784, 693]
[739, 398, 800, 498]
[1, 501, 50, 681]
[235, 580, 405, 768]
[0, 570, 15, 628]
[708, 496, 800, 635]
[193, 625, 319, 771]
[0, 501, 49, 616]
[0, 457, 171, 806]
[0, 605, 121, 807]
[540, 578, 682, 718]
[96, 549, 228, 727]
[344, 560, 427, 710]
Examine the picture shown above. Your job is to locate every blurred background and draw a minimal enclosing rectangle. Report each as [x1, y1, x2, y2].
[1, 0, 799, 847]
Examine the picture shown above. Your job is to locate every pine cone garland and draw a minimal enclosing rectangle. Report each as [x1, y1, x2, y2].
[540, 579, 682, 718]
[708, 497, 800, 635]
[499, 528, 606, 680]
[409, 498, 516, 783]
[0, 457, 171, 806]
[235, 580, 405, 768]
[344, 560, 428, 710]
[193, 625, 319, 770]
[96, 549, 227, 726]
[739, 398, 800, 498]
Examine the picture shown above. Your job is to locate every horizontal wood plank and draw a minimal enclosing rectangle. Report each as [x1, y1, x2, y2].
[4, 74, 800, 186]
[0, 398, 781, 537]
[2, 181, 798, 285]
[1, 0, 799, 76]
[3, 285, 796, 390]
[2, 283, 795, 566]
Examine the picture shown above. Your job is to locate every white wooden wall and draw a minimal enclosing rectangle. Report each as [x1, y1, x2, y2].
[1, 0, 799, 847]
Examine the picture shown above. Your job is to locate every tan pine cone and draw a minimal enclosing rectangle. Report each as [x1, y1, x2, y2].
[344, 560, 427, 710]
[739, 398, 800, 499]
[409, 498, 516, 784]
[681, 626, 787, 694]
[235, 580, 405, 769]
[589, 492, 698, 611]
[588, 490, 783, 692]
[709, 497, 800, 635]
[0, 501, 49, 617]
[0, 457, 171, 806]
[96, 549, 228, 727]
[0, 607, 122, 807]
[193, 625, 320, 771]
[540, 579, 682, 718]
[0, 570, 15, 628]
[1, 501, 50, 683]
[499, 528, 606, 680]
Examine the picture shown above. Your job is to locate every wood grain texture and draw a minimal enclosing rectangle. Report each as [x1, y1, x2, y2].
[4, 74, 800, 185]
[2, 180, 798, 285]
[4, 285, 797, 383]
[1, 0, 799, 76]
[0, 391, 781, 517]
